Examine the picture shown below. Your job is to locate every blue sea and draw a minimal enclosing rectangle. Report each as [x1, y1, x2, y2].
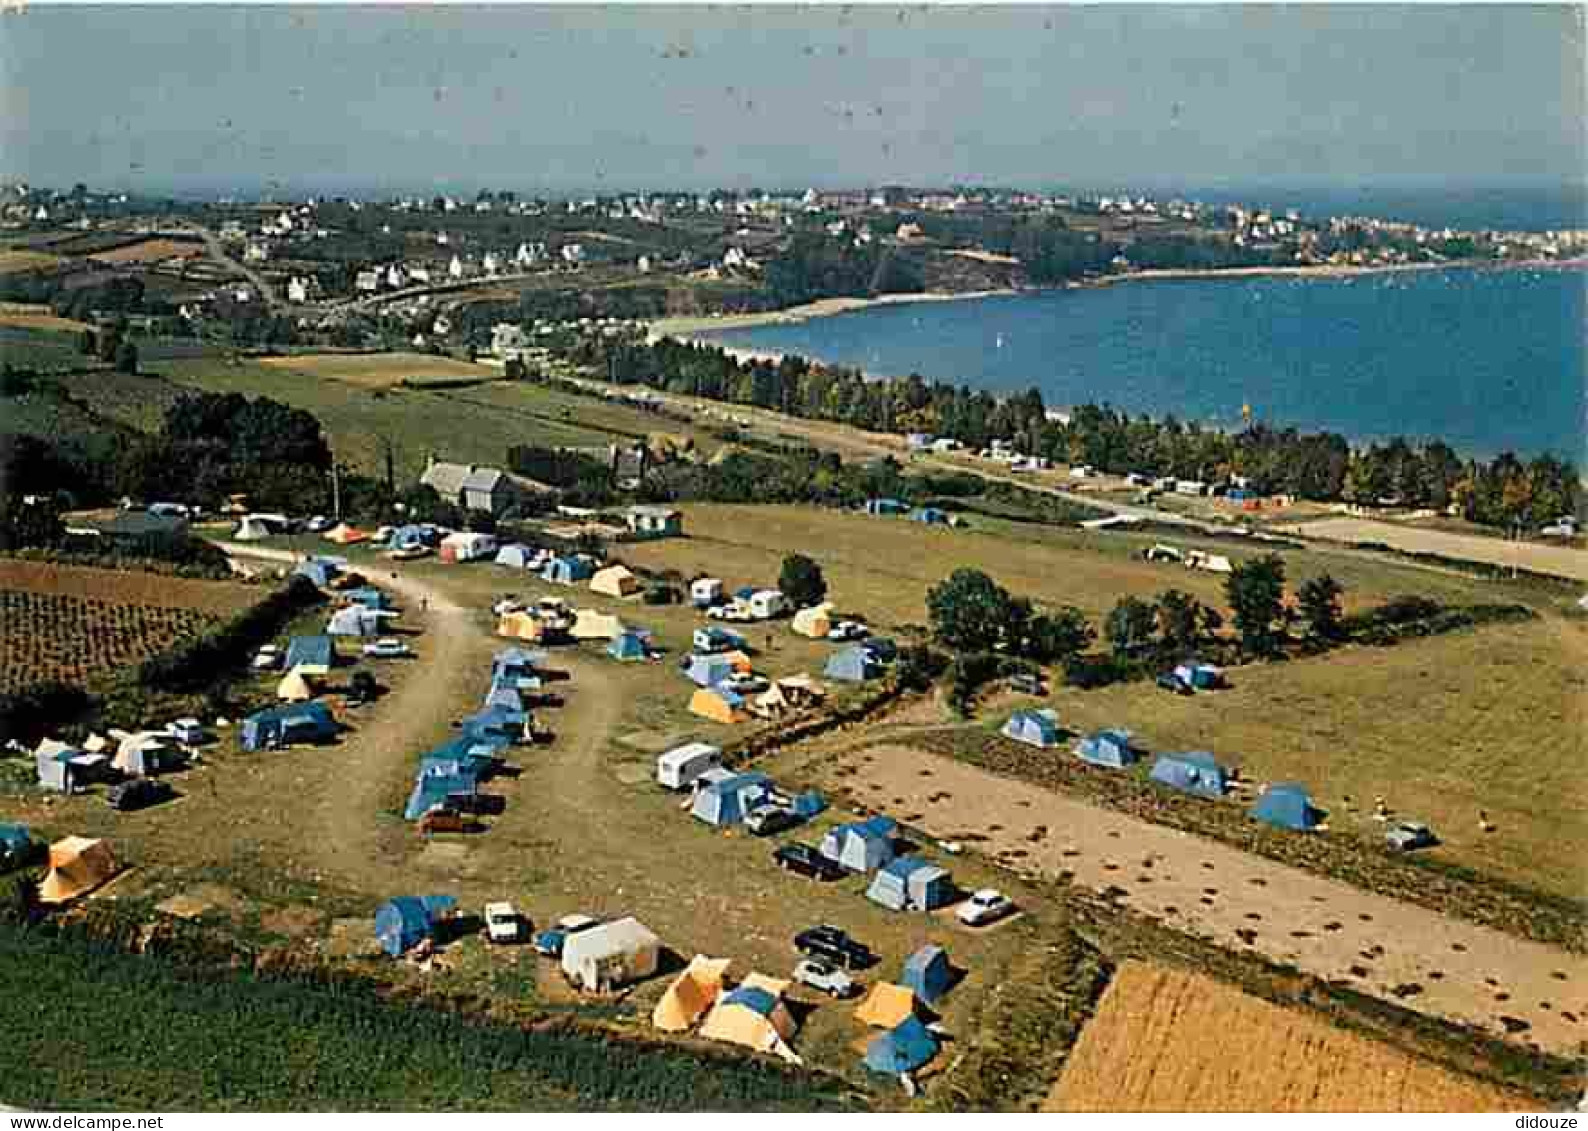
[701, 265, 1586, 463]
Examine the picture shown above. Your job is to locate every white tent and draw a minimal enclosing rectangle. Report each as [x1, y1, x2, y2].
[560, 917, 661, 991]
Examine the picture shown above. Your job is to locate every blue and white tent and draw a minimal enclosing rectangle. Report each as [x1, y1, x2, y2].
[690, 772, 774, 826]
[790, 790, 827, 819]
[461, 706, 527, 743]
[292, 558, 340, 588]
[901, 945, 953, 1004]
[1076, 728, 1140, 769]
[608, 631, 650, 662]
[494, 543, 537, 569]
[285, 635, 335, 674]
[692, 626, 745, 654]
[404, 770, 479, 820]
[911, 507, 951, 525]
[1173, 660, 1224, 691]
[374, 895, 456, 956]
[1149, 751, 1227, 799]
[864, 1015, 939, 1076]
[341, 586, 390, 611]
[327, 606, 386, 637]
[1250, 782, 1324, 831]
[542, 556, 595, 585]
[389, 525, 437, 551]
[1002, 708, 1061, 748]
[240, 701, 336, 751]
[484, 683, 525, 714]
[685, 653, 739, 688]
[866, 856, 955, 912]
[824, 645, 879, 683]
[820, 816, 897, 873]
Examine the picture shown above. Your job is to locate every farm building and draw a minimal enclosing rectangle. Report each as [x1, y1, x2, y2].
[494, 543, 538, 569]
[285, 635, 335, 676]
[240, 701, 336, 751]
[820, 816, 897, 873]
[542, 555, 595, 585]
[374, 895, 456, 957]
[569, 608, 624, 640]
[439, 532, 498, 563]
[276, 670, 314, 701]
[652, 954, 732, 1032]
[561, 916, 661, 991]
[1174, 660, 1224, 690]
[420, 459, 542, 517]
[1149, 751, 1228, 799]
[791, 603, 834, 639]
[624, 505, 683, 539]
[1002, 708, 1061, 748]
[1250, 783, 1325, 831]
[689, 686, 748, 724]
[690, 772, 773, 826]
[292, 557, 341, 588]
[607, 631, 650, 662]
[699, 974, 801, 1065]
[911, 507, 951, 525]
[866, 856, 955, 912]
[38, 837, 120, 905]
[825, 645, 880, 683]
[864, 498, 910, 517]
[1076, 728, 1141, 769]
[854, 982, 921, 1028]
[690, 577, 724, 607]
[865, 1015, 939, 1078]
[590, 565, 641, 598]
[901, 945, 953, 1004]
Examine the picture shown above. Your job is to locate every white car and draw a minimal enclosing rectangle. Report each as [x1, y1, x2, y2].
[792, 958, 857, 998]
[167, 717, 205, 746]
[251, 645, 283, 671]
[493, 597, 523, 616]
[483, 901, 526, 944]
[706, 603, 750, 622]
[957, 888, 1016, 927]
[362, 638, 411, 659]
[306, 515, 330, 533]
[720, 671, 769, 694]
[826, 621, 869, 642]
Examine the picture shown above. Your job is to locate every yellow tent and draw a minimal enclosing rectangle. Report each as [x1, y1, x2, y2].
[38, 837, 120, 905]
[497, 611, 545, 641]
[854, 982, 919, 1028]
[791, 603, 835, 639]
[699, 972, 801, 1065]
[590, 565, 640, 598]
[570, 608, 624, 641]
[652, 954, 733, 1033]
[689, 687, 747, 725]
[276, 669, 314, 702]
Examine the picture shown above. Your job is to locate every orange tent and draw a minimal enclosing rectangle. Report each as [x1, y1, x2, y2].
[854, 982, 920, 1028]
[652, 955, 733, 1033]
[38, 837, 120, 905]
[689, 687, 747, 725]
[497, 611, 546, 641]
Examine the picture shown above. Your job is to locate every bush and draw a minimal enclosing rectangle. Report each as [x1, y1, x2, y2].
[0, 680, 94, 748]
[138, 576, 324, 693]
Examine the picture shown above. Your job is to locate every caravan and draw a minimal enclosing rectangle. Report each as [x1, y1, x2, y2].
[656, 742, 723, 790]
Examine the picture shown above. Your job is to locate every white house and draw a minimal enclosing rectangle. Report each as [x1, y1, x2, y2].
[354, 269, 380, 293]
[243, 241, 270, 263]
[482, 251, 501, 276]
[448, 255, 465, 279]
[491, 323, 529, 357]
[561, 243, 585, 265]
[286, 277, 310, 303]
[385, 264, 407, 289]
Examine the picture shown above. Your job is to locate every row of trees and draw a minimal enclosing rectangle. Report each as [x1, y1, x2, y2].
[567, 335, 1578, 528]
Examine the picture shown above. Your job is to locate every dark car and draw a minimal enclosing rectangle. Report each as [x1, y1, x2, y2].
[794, 924, 875, 970]
[1155, 673, 1193, 696]
[774, 842, 845, 881]
[1009, 672, 1045, 695]
[746, 804, 800, 837]
[107, 778, 174, 812]
[347, 671, 380, 706]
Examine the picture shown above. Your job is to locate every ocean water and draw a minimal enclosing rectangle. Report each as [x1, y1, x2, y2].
[700, 265, 1586, 462]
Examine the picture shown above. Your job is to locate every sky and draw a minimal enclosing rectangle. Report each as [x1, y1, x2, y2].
[1, 5, 1583, 198]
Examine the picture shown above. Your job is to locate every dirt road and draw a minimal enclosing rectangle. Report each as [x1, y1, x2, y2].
[816, 744, 1588, 1058]
[1283, 518, 1588, 583]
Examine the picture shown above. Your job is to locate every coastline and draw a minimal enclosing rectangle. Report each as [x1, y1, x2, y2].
[645, 288, 1017, 341]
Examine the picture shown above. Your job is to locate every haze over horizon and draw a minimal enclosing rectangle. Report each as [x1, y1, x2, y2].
[1, 5, 1583, 201]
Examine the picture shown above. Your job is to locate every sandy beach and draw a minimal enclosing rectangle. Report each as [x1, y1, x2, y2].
[645, 288, 1017, 341]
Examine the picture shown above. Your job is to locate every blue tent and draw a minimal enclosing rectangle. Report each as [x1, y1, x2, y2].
[542, 556, 594, 584]
[484, 683, 525, 713]
[825, 645, 879, 683]
[1002, 709, 1061, 748]
[342, 586, 390, 610]
[1149, 751, 1227, 799]
[389, 524, 436, 551]
[790, 790, 827, 819]
[429, 735, 506, 772]
[690, 772, 774, 826]
[911, 507, 951, 525]
[461, 707, 527, 743]
[292, 558, 339, 588]
[404, 768, 479, 820]
[240, 701, 336, 751]
[820, 816, 897, 873]
[867, 856, 954, 912]
[902, 945, 952, 1004]
[685, 653, 739, 688]
[493, 646, 546, 670]
[864, 498, 910, 516]
[608, 631, 649, 662]
[861, 637, 898, 664]
[494, 543, 536, 569]
[327, 606, 383, 637]
[1173, 660, 1223, 691]
[285, 635, 335, 672]
[0, 823, 33, 865]
[1250, 782, 1324, 831]
[374, 895, 456, 956]
[864, 1015, 939, 1076]
[1076, 728, 1140, 769]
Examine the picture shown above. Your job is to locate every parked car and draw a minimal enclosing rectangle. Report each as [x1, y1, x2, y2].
[418, 807, 479, 835]
[1385, 820, 1439, 852]
[483, 901, 527, 944]
[107, 778, 174, 812]
[957, 888, 1016, 927]
[792, 958, 857, 998]
[826, 620, 868, 642]
[706, 603, 750, 622]
[167, 717, 205, 746]
[252, 645, 283, 671]
[746, 804, 800, 837]
[773, 843, 845, 882]
[346, 671, 380, 706]
[533, 914, 600, 958]
[306, 515, 330, 533]
[362, 638, 411, 659]
[794, 924, 875, 970]
[1155, 673, 1193, 696]
[720, 671, 769, 695]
